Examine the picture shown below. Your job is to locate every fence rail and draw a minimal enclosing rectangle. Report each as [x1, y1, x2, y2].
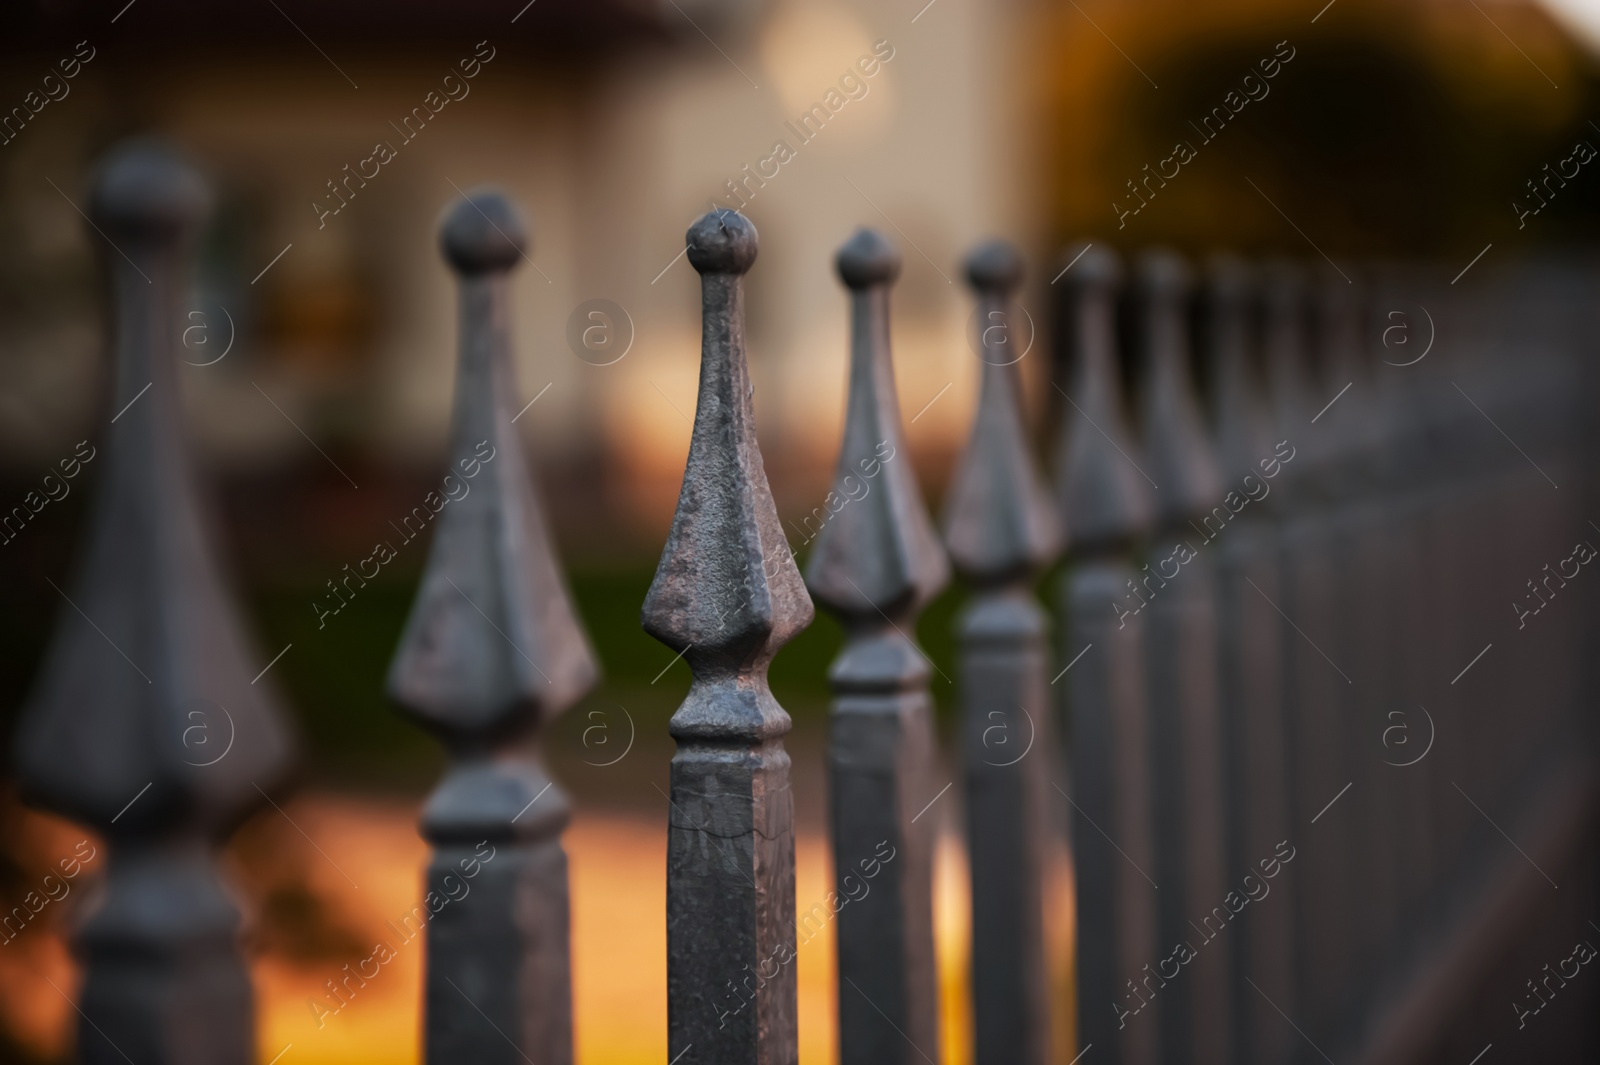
[12, 138, 1599, 1065]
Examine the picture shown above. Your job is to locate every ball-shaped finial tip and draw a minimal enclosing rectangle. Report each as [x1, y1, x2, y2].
[441, 189, 528, 274]
[88, 139, 212, 244]
[963, 239, 1023, 294]
[687, 209, 758, 275]
[1136, 247, 1192, 297]
[835, 227, 901, 289]
[1058, 241, 1122, 288]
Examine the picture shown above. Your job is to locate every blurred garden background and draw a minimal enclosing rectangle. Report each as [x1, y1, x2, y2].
[4, 0, 1600, 1062]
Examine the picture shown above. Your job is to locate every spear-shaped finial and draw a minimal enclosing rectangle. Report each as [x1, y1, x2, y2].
[1053, 240, 1159, 1065]
[805, 227, 946, 1065]
[1203, 253, 1275, 486]
[1054, 242, 1153, 555]
[1261, 257, 1316, 497]
[1199, 252, 1299, 1065]
[943, 240, 1061, 581]
[1135, 249, 1222, 528]
[388, 188, 597, 1065]
[1261, 256, 1345, 1044]
[1132, 249, 1232, 1065]
[643, 208, 811, 1065]
[1310, 264, 1380, 492]
[13, 139, 295, 1065]
[807, 227, 948, 618]
[943, 239, 1059, 1065]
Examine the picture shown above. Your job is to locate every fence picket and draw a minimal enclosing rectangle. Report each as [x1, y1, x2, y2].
[942, 240, 1061, 1065]
[1200, 253, 1296, 1065]
[388, 189, 598, 1065]
[1132, 249, 1231, 1065]
[1053, 243, 1158, 1065]
[642, 209, 812, 1065]
[13, 140, 296, 1065]
[805, 227, 948, 1065]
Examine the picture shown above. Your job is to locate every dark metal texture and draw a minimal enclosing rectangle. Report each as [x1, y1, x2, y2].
[642, 209, 813, 1065]
[1201, 253, 1296, 1065]
[1262, 258, 1350, 1050]
[12, 140, 296, 1065]
[1133, 249, 1231, 1065]
[805, 228, 947, 1065]
[388, 189, 598, 1065]
[1310, 264, 1392, 1042]
[942, 240, 1061, 1065]
[1054, 243, 1157, 1065]
[15, 141, 1600, 1065]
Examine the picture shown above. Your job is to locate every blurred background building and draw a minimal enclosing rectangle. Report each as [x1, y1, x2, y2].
[2, 0, 1599, 1062]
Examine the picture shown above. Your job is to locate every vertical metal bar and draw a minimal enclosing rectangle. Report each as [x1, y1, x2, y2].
[805, 228, 947, 1065]
[1310, 264, 1393, 1044]
[642, 209, 812, 1065]
[942, 240, 1061, 1065]
[1262, 257, 1348, 1052]
[1053, 244, 1158, 1065]
[1201, 254, 1297, 1065]
[13, 141, 296, 1065]
[1132, 250, 1231, 1065]
[389, 189, 598, 1065]
[1370, 262, 1441, 936]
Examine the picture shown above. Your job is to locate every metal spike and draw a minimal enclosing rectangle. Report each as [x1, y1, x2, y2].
[643, 208, 811, 1065]
[944, 241, 1061, 581]
[805, 226, 946, 1065]
[1262, 256, 1343, 1040]
[1132, 248, 1230, 1065]
[943, 239, 1059, 1065]
[1052, 241, 1158, 1065]
[13, 138, 295, 1065]
[1137, 249, 1223, 518]
[1053, 243, 1153, 551]
[1203, 254, 1275, 486]
[1261, 257, 1318, 499]
[1200, 253, 1295, 1065]
[388, 188, 598, 1065]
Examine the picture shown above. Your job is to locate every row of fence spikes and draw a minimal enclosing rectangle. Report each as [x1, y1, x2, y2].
[16, 136, 1593, 1065]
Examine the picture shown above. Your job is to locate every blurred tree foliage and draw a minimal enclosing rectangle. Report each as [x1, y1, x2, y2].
[1032, 0, 1600, 256]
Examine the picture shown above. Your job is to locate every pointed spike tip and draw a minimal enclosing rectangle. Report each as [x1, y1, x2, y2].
[89, 139, 211, 245]
[963, 239, 1023, 294]
[836, 227, 901, 288]
[1058, 241, 1122, 288]
[1135, 247, 1192, 297]
[441, 189, 528, 274]
[687, 209, 758, 275]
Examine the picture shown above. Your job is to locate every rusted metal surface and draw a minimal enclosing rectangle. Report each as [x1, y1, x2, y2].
[643, 209, 812, 1065]
[388, 189, 598, 1065]
[10, 139, 1600, 1065]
